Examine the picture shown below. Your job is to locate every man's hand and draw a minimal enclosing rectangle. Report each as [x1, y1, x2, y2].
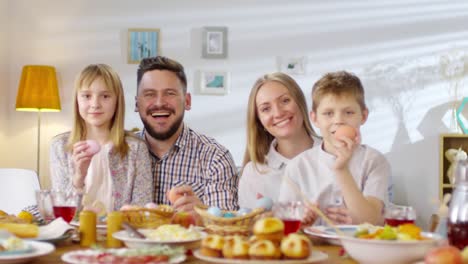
[167, 185, 203, 212]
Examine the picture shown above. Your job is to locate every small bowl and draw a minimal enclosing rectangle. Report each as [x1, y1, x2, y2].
[339, 232, 443, 264]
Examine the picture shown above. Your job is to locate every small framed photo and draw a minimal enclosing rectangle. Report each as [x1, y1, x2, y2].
[202, 26, 228, 59]
[277, 56, 307, 75]
[127, 28, 160, 64]
[199, 71, 230, 95]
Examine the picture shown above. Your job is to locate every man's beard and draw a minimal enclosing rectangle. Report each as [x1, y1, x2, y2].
[142, 112, 184, 140]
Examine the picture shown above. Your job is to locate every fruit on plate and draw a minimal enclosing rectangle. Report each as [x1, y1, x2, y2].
[171, 211, 196, 228]
[335, 125, 357, 140]
[0, 222, 38, 238]
[425, 245, 462, 264]
[17, 211, 34, 223]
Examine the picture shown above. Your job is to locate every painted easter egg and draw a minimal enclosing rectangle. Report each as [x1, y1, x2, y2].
[207, 206, 223, 217]
[255, 197, 273, 211]
[223, 212, 236, 218]
[237, 208, 252, 216]
[334, 125, 357, 140]
[86, 140, 101, 155]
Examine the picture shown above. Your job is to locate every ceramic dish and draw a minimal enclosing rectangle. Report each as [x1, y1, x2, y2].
[69, 220, 106, 229]
[112, 229, 204, 249]
[339, 232, 443, 264]
[28, 232, 72, 244]
[0, 241, 55, 264]
[303, 225, 357, 245]
[193, 250, 328, 263]
[62, 248, 186, 264]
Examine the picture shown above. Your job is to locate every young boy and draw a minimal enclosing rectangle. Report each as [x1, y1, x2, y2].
[278, 71, 390, 225]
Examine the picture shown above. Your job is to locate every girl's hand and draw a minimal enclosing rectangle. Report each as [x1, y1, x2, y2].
[302, 203, 319, 226]
[325, 206, 353, 224]
[72, 141, 94, 184]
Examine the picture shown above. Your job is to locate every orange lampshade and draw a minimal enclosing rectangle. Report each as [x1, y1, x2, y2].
[16, 65, 61, 112]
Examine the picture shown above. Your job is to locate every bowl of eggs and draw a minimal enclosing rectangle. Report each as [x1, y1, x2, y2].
[194, 198, 272, 236]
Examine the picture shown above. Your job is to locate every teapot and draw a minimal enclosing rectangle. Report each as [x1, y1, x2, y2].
[447, 160, 468, 250]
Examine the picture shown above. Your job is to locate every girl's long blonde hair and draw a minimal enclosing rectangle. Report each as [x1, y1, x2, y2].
[242, 72, 316, 168]
[67, 64, 129, 157]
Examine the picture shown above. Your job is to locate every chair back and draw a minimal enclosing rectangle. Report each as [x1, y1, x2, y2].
[0, 168, 40, 215]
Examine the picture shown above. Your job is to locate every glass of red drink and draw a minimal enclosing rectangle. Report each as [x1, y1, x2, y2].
[50, 190, 79, 222]
[273, 201, 305, 235]
[384, 204, 416, 227]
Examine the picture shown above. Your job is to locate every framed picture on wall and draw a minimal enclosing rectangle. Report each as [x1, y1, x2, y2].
[127, 28, 160, 64]
[199, 71, 230, 95]
[277, 56, 307, 75]
[202, 27, 228, 59]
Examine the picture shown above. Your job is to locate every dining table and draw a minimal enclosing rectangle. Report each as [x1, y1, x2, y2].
[30, 239, 358, 264]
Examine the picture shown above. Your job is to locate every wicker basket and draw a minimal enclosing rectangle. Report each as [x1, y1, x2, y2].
[122, 205, 174, 229]
[194, 205, 263, 236]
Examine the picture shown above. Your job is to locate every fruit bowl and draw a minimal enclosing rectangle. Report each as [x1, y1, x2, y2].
[339, 232, 444, 264]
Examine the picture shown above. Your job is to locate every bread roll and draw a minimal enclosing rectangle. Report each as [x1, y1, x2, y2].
[0, 222, 39, 238]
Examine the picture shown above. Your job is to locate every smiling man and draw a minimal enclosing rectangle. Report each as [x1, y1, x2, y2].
[135, 56, 239, 211]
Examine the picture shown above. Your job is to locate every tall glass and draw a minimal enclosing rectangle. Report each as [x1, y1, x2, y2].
[50, 190, 79, 222]
[35, 190, 55, 224]
[384, 204, 416, 227]
[273, 201, 305, 235]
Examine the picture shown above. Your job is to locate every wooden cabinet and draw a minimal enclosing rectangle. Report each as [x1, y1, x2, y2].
[439, 134, 468, 199]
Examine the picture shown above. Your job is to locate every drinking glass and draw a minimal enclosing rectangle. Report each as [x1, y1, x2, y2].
[384, 204, 416, 227]
[50, 190, 80, 222]
[273, 201, 305, 235]
[35, 190, 55, 224]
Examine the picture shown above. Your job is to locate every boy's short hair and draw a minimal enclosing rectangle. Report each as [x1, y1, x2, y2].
[311, 71, 367, 112]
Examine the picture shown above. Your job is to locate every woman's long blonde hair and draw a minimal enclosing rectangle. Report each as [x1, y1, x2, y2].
[242, 72, 316, 168]
[67, 64, 129, 157]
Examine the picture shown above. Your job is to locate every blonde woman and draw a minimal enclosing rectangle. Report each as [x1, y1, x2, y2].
[50, 64, 153, 212]
[239, 72, 320, 209]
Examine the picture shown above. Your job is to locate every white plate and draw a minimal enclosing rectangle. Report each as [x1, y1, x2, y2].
[61, 248, 186, 264]
[28, 232, 72, 244]
[303, 225, 358, 245]
[0, 241, 55, 264]
[70, 220, 106, 229]
[193, 249, 328, 263]
[112, 229, 204, 249]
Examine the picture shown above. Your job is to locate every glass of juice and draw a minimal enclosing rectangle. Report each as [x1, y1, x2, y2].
[273, 201, 305, 235]
[50, 190, 79, 222]
[384, 204, 416, 227]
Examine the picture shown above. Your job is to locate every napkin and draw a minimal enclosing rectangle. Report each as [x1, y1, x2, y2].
[37, 218, 74, 239]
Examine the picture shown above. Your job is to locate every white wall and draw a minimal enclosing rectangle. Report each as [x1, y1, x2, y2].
[3, 0, 468, 228]
[0, 0, 10, 160]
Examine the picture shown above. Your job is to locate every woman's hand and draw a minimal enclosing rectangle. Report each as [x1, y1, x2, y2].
[301, 203, 319, 226]
[325, 206, 353, 224]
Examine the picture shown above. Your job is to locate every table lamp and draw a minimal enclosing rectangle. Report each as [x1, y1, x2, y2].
[15, 65, 61, 181]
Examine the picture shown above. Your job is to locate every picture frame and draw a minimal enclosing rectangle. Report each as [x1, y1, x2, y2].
[199, 71, 230, 95]
[277, 56, 307, 75]
[202, 26, 228, 59]
[127, 28, 160, 64]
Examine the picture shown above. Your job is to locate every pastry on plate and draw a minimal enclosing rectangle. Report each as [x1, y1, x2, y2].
[280, 233, 312, 259]
[253, 217, 284, 244]
[248, 239, 281, 260]
[222, 235, 250, 259]
[200, 234, 224, 257]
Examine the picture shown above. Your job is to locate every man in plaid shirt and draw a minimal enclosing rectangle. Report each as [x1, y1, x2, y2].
[135, 56, 239, 212]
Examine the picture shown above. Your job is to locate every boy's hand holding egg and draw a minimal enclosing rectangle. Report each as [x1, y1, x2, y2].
[334, 125, 357, 141]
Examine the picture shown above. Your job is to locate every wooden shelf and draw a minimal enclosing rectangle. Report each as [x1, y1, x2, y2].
[439, 134, 468, 200]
